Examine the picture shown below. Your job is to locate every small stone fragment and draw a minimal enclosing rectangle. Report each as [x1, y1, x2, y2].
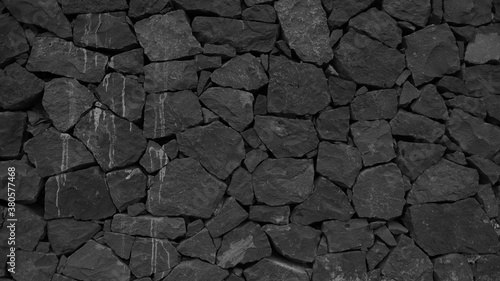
[443, 0, 492, 26]
[227, 167, 254, 205]
[177, 228, 217, 263]
[106, 167, 147, 211]
[374, 226, 397, 247]
[0, 63, 44, 110]
[322, 219, 374, 252]
[411, 84, 449, 120]
[130, 237, 180, 278]
[186, 220, 204, 237]
[206, 197, 249, 238]
[367, 241, 390, 270]
[312, 251, 368, 281]
[244, 149, 268, 173]
[390, 110, 445, 142]
[245, 257, 309, 281]
[317, 142, 362, 189]
[164, 259, 229, 281]
[0, 16, 29, 65]
[111, 214, 185, 240]
[433, 253, 474, 281]
[315, 107, 350, 141]
[328, 76, 356, 106]
[139, 141, 169, 173]
[465, 26, 500, 64]
[396, 141, 446, 181]
[211, 53, 268, 91]
[249, 205, 290, 225]
[144, 61, 197, 93]
[351, 120, 396, 166]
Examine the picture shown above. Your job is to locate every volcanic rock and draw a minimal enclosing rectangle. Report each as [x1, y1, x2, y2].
[328, 76, 356, 106]
[313, 251, 368, 281]
[433, 254, 474, 281]
[317, 142, 362, 189]
[322, 219, 374, 252]
[325, 0, 375, 28]
[227, 167, 254, 205]
[390, 110, 445, 142]
[0, 16, 29, 65]
[13, 251, 58, 281]
[446, 95, 487, 118]
[367, 241, 390, 271]
[316, 107, 350, 141]
[211, 54, 268, 90]
[349, 8, 402, 48]
[0, 112, 26, 158]
[465, 65, 500, 97]
[263, 223, 321, 262]
[144, 61, 198, 93]
[245, 257, 309, 281]
[173, 0, 241, 17]
[411, 84, 449, 120]
[383, 0, 431, 27]
[106, 167, 147, 211]
[164, 259, 229, 281]
[130, 237, 180, 278]
[177, 228, 217, 263]
[351, 120, 396, 166]
[139, 141, 169, 173]
[249, 205, 290, 225]
[468, 155, 500, 184]
[396, 141, 446, 181]
[0, 63, 44, 110]
[443, 0, 492, 26]
[206, 197, 248, 238]
[111, 214, 185, 239]
[47, 219, 100, 255]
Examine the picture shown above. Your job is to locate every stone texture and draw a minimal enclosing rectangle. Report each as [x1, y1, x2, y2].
[139, 141, 169, 173]
[111, 214, 185, 239]
[446, 95, 486, 118]
[433, 253, 474, 281]
[103, 232, 134, 259]
[47, 219, 100, 255]
[390, 110, 445, 142]
[252, 158, 314, 205]
[267, 56, 330, 115]
[0, 112, 26, 158]
[351, 120, 396, 166]
[466, 26, 500, 65]
[316, 107, 350, 141]
[130, 237, 180, 278]
[144, 60, 197, 93]
[322, 219, 374, 252]
[242, 5, 277, 22]
[475, 255, 500, 281]
[349, 7, 402, 48]
[173, 0, 241, 17]
[383, 0, 431, 27]
[367, 241, 390, 271]
[59, 0, 128, 14]
[128, 0, 170, 19]
[249, 205, 290, 225]
[106, 167, 147, 211]
[0, 63, 44, 110]
[211, 54, 268, 91]
[411, 85, 449, 120]
[109, 48, 144, 75]
[177, 228, 217, 263]
[317, 142, 362, 189]
[227, 167, 254, 205]
[443, 0, 492, 26]
[325, 0, 375, 28]
[312, 251, 368, 281]
[0, 160, 41, 203]
[206, 197, 249, 238]
[396, 141, 446, 181]
[135, 10, 201, 61]
[244, 149, 268, 173]
[245, 257, 309, 281]
[164, 259, 229, 281]
[328, 76, 356, 106]
[468, 155, 500, 184]
[0, 16, 29, 65]
[12, 251, 58, 281]
[465, 65, 500, 98]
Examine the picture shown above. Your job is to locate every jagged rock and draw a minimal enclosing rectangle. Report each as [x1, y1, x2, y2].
[0, 16, 29, 65]
[274, 0, 333, 64]
[164, 259, 229, 281]
[411, 85, 449, 120]
[390, 110, 445, 142]
[254, 116, 318, 158]
[405, 24, 460, 86]
[328, 76, 356, 106]
[267, 56, 330, 115]
[249, 205, 290, 225]
[227, 167, 254, 205]
[433, 254, 474, 281]
[349, 8, 402, 48]
[352, 163, 406, 220]
[242, 5, 277, 22]
[200, 87, 254, 132]
[263, 223, 321, 263]
[325, 0, 375, 28]
[245, 257, 309, 281]
[211, 54, 268, 90]
[408, 159, 479, 204]
[475, 255, 500, 281]
[147, 158, 226, 218]
[465, 65, 500, 97]
[351, 120, 396, 166]
[62, 240, 130, 280]
[127, 203, 147, 217]
[103, 232, 134, 259]
[0, 205, 44, 252]
[177, 228, 217, 263]
[130, 237, 180, 278]
[447, 109, 500, 158]
[13, 251, 58, 281]
[466, 26, 500, 64]
[47, 219, 100, 255]
[73, 13, 137, 50]
[252, 158, 314, 205]
[4, 0, 71, 38]
[74, 107, 147, 171]
[400, 81, 421, 107]
[192, 17, 279, 53]
[27, 37, 107, 83]
[139, 141, 169, 173]
[404, 198, 500, 256]
[206, 197, 248, 238]
[313, 251, 368, 281]
[0, 112, 26, 158]
[217, 222, 272, 268]
[186, 220, 204, 237]
[443, 0, 492, 26]
[195, 54, 222, 71]
[244, 149, 268, 173]
[367, 241, 390, 270]
[0, 63, 44, 110]
[477, 184, 499, 218]
[43, 78, 95, 132]
[135, 10, 201, 61]
[396, 141, 446, 181]
[128, 0, 170, 19]
[437, 75, 468, 95]
[203, 44, 237, 58]
[106, 167, 147, 211]
[316, 107, 350, 141]
[96, 73, 145, 123]
[383, 0, 431, 27]
[468, 155, 500, 184]
[317, 142, 362, 189]
[173, 0, 241, 17]
[111, 214, 185, 239]
[374, 226, 397, 246]
[0, 160, 41, 203]
[291, 177, 354, 225]
[322, 219, 374, 252]
[144, 61, 198, 93]
[24, 128, 95, 177]
[44, 167, 116, 220]
[109, 49, 144, 75]
[142, 90, 202, 139]
[446, 95, 487, 118]
[59, 0, 128, 14]
[381, 235, 433, 281]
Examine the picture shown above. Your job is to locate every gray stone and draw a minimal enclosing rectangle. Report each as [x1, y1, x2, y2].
[411, 84, 449, 120]
[475, 255, 500, 281]
[164, 259, 229, 281]
[12, 251, 58, 281]
[383, 0, 431, 27]
[130, 237, 180, 278]
[139, 141, 169, 173]
[446, 95, 487, 118]
[106, 167, 147, 211]
[312, 251, 368, 281]
[390, 110, 445, 142]
[249, 205, 290, 225]
[211, 53, 268, 90]
[103, 232, 134, 259]
[349, 7, 402, 48]
[317, 142, 362, 189]
[468, 155, 500, 184]
[0, 16, 29, 65]
[245, 257, 309, 281]
[242, 5, 277, 23]
[47, 219, 100, 255]
[206, 197, 248, 238]
[0, 63, 44, 110]
[322, 219, 374, 252]
[111, 214, 185, 240]
[351, 120, 396, 166]
[443, 0, 492, 26]
[173, 0, 241, 17]
[328, 76, 356, 106]
[227, 167, 254, 205]
[396, 141, 446, 181]
[59, 0, 128, 14]
[0, 112, 26, 158]
[144, 61, 197, 93]
[325, 0, 375, 28]
[350, 89, 398, 121]
[244, 149, 268, 173]
[433, 254, 473, 281]
[465, 65, 500, 97]
[109, 48, 144, 75]
[128, 0, 170, 19]
[367, 241, 390, 270]
[316, 107, 350, 141]
[177, 228, 217, 263]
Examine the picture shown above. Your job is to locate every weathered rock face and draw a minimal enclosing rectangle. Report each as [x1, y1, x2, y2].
[322, 219, 374, 252]
[0, 160, 41, 203]
[317, 142, 362, 189]
[242, 4, 277, 22]
[177, 228, 217, 263]
[144, 61, 198, 93]
[106, 167, 147, 211]
[130, 237, 180, 278]
[206, 197, 248, 238]
[267, 56, 330, 115]
[249, 205, 290, 225]
[383, 0, 431, 27]
[433, 254, 474, 281]
[47, 219, 101, 255]
[313, 251, 368, 281]
[349, 8, 402, 48]
[103, 232, 134, 259]
[0, 16, 29, 65]
[173, 0, 241, 17]
[324, 0, 375, 28]
[0, 112, 26, 158]
[316, 107, 350, 141]
[245, 257, 309, 281]
[351, 120, 396, 166]
[390, 110, 445, 142]
[211, 54, 268, 91]
[13, 251, 59, 281]
[410, 84, 448, 120]
[396, 141, 446, 181]
[164, 259, 229, 281]
[111, 214, 185, 239]
[443, 0, 492, 26]
[350, 89, 398, 121]
[59, 0, 128, 14]
[0, 63, 44, 110]
[109, 48, 144, 75]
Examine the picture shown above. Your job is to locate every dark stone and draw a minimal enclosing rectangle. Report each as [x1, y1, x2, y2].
[328, 76, 356, 106]
[139, 141, 169, 173]
[109, 49, 144, 75]
[312, 251, 368, 281]
[127, 203, 147, 217]
[43, 78, 95, 132]
[263, 223, 321, 263]
[252, 158, 314, 205]
[291, 177, 354, 225]
[59, 0, 128, 13]
[242, 5, 277, 23]
[404, 198, 500, 256]
[374, 226, 397, 247]
[468, 155, 500, 184]
[275, 0, 333, 64]
[267, 56, 330, 115]
[249, 205, 290, 225]
[254, 116, 319, 158]
[0, 160, 41, 203]
[103, 232, 134, 259]
[202, 107, 219, 124]
[177, 228, 217, 263]
[27, 37, 107, 83]
[142, 90, 203, 138]
[197, 70, 211, 95]
[192, 17, 279, 53]
[475, 255, 500, 281]
[4, 0, 71, 38]
[322, 219, 374, 252]
[0, 16, 29, 65]
[245, 257, 309, 281]
[178, 121, 245, 179]
[334, 30, 405, 88]
[244, 149, 268, 173]
[62, 240, 130, 280]
[0, 205, 44, 252]
[195, 54, 221, 71]
[465, 25, 500, 64]
[13, 251, 58, 281]
[211, 54, 268, 91]
[200, 87, 254, 132]
[135, 10, 201, 61]
[465, 65, 500, 97]
[227, 167, 254, 205]
[173, 0, 241, 17]
[47, 219, 100, 255]
[349, 8, 402, 48]
[96, 73, 145, 123]
[206, 197, 249, 238]
[203, 44, 237, 58]
[433, 253, 474, 281]
[351, 120, 396, 166]
[130, 237, 180, 278]
[437, 75, 468, 96]
[352, 163, 406, 220]
[0, 63, 44, 110]
[0, 112, 26, 158]
[396, 141, 446, 181]
[325, 0, 375, 28]
[446, 95, 487, 118]
[316, 107, 350, 141]
[111, 214, 185, 239]
[317, 142, 362, 189]
[74, 107, 147, 172]
[476, 184, 499, 218]
[411, 85, 449, 120]
[447, 109, 500, 158]
[390, 110, 445, 142]
[164, 259, 229, 281]
[24, 128, 95, 177]
[380, 235, 433, 281]
[217, 222, 272, 268]
[242, 128, 262, 148]
[128, 0, 170, 19]
[405, 24, 461, 86]
[254, 94, 268, 115]
[367, 241, 390, 270]
[383, 0, 431, 27]
[45, 167, 116, 220]
[443, 0, 492, 26]
[106, 167, 147, 211]
[144, 61, 197, 93]
[146, 158, 226, 218]
[186, 220, 204, 237]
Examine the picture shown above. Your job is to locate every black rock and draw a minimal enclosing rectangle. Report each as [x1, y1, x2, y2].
[13, 251, 58, 281]
[242, 5, 277, 23]
[206, 197, 249, 238]
[211, 54, 268, 91]
[313, 251, 368, 281]
[173, 0, 241, 17]
[103, 232, 134, 259]
[245, 257, 309, 281]
[249, 205, 290, 225]
[109, 48, 144, 75]
[111, 214, 185, 239]
[475, 255, 500, 281]
[328, 76, 356, 106]
[366, 241, 390, 271]
[317, 142, 362, 189]
[227, 167, 254, 205]
[139, 141, 169, 173]
[446, 95, 487, 118]
[465, 65, 500, 97]
[443, 0, 492, 26]
[47, 219, 100, 255]
[164, 259, 229, 281]
[177, 228, 217, 263]
[468, 155, 500, 184]
[396, 141, 446, 181]
[244, 149, 268, 173]
[325, 0, 375, 28]
[316, 107, 350, 141]
[0, 112, 26, 158]
[0, 160, 41, 203]
[349, 7, 402, 48]
[0, 63, 44, 110]
[106, 167, 147, 211]
[0, 16, 29, 65]
[433, 253, 474, 281]
[322, 219, 374, 252]
[130, 237, 180, 278]
[411, 85, 449, 120]
[144, 61, 198, 93]
[390, 110, 445, 142]
[59, 0, 128, 14]
[383, 0, 431, 27]
[465, 25, 500, 64]
[351, 120, 396, 166]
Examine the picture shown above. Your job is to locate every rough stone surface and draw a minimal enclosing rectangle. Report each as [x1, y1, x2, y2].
[475, 255, 500, 281]
[13, 251, 58, 281]
[173, 0, 241, 17]
[316, 107, 350, 141]
[111, 214, 185, 239]
[390, 110, 445, 142]
[328, 76, 356, 106]
[103, 232, 134, 259]
[396, 141, 446, 181]
[242, 5, 277, 22]
[227, 167, 254, 205]
[443, 0, 492, 26]
[322, 219, 374, 252]
[383, 0, 431, 27]
[245, 257, 309, 281]
[206, 197, 249, 238]
[109, 48, 144, 75]
[0, 16, 29, 65]
[249, 205, 290, 225]
[0, 63, 44, 110]
[465, 26, 500, 65]
[0, 112, 26, 158]
[317, 142, 362, 189]
[350, 89, 398, 121]
[410, 85, 449, 120]
[350, 8, 402, 48]
[47, 219, 100, 255]
[59, 0, 128, 14]
[433, 253, 474, 281]
[313, 251, 368, 281]
[0, 160, 41, 203]
[130, 237, 180, 278]
[144, 61, 198, 93]
[164, 259, 229, 281]
[106, 167, 147, 211]
[177, 228, 217, 263]
[325, 0, 375, 28]
[351, 120, 396, 166]
[211, 54, 268, 90]
[139, 141, 169, 173]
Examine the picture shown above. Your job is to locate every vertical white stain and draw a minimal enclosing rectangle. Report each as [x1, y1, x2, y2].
[107, 113, 117, 168]
[156, 94, 168, 138]
[67, 82, 77, 127]
[151, 238, 157, 275]
[55, 133, 71, 217]
[103, 74, 110, 92]
[93, 107, 103, 132]
[83, 13, 91, 44]
[95, 13, 101, 46]
[121, 76, 126, 117]
[82, 48, 88, 73]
